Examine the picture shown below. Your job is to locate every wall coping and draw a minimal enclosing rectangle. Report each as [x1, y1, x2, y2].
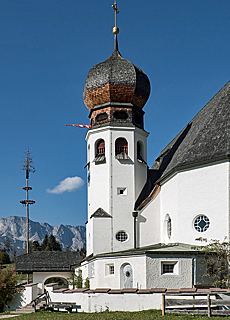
[49, 287, 230, 294]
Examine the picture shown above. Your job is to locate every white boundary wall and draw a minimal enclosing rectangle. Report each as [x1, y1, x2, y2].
[45, 286, 162, 312]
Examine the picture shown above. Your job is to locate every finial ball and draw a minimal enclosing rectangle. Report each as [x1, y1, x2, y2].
[113, 26, 119, 35]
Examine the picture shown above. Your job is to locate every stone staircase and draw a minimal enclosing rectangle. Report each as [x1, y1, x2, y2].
[11, 301, 45, 315]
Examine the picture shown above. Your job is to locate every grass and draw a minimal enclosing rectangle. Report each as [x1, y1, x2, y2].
[2, 310, 230, 320]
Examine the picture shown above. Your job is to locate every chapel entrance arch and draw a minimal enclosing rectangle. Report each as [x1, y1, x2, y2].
[120, 263, 133, 288]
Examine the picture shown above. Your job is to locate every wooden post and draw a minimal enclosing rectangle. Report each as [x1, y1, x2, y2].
[207, 293, 211, 317]
[162, 294, 165, 316]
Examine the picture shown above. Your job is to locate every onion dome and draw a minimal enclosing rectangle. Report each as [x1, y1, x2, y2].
[83, 35, 150, 111]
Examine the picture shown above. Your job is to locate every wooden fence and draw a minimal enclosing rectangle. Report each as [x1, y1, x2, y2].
[162, 292, 230, 317]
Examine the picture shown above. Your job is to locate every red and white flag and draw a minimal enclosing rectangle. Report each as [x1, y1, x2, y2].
[66, 124, 91, 129]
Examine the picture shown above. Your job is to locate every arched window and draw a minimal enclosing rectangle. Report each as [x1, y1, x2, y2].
[96, 139, 105, 156]
[93, 139, 105, 163]
[137, 141, 146, 164]
[115, 138, 128, 155]
[165, 214, 172, 242]
[137, 141, 142, 159]
[167, 216, 172, 238]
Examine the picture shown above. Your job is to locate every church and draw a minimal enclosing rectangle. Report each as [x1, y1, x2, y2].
[78, 14, 229, 290]
[16, 3, 229, 293]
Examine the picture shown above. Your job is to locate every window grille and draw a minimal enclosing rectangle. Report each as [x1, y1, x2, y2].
[116, 231, 128, 242]
[115, 138, 128, 155]
[194, 215, 210, 232]
[96, 139, 105, 156]
[162, 264, 174, 274]
[109, 266, 114, 274]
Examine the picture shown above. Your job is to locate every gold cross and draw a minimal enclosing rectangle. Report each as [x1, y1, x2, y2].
[112, 1, 119, 27]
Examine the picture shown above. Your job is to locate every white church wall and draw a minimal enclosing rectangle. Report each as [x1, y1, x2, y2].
[92, 217, 112, 255]
[146, 255, 194, 289]
[111, 128, 136, 253]
[160, 161, 229, 245]
[138, 191, 161, 247]
[133, 128, 148, 200]
[87, 128, 111, 217]
[82, 255, 146, 290]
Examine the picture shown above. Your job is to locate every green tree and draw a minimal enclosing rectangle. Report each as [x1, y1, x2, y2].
[0, 252, 11, 264]
[4, 237, 12, 254]
[0, 265, 19, 312]
[11, 248, 17, 264]
[68, 270, 82, 289]
[47, 234, 62, 251]
[29, 240, 41, 252]
[197, 238, 230, 288]
[41, 234, 62, 251]
[41, 234, 48, 251]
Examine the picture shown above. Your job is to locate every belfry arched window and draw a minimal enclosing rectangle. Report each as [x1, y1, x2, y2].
[94, 139, 105, 163]
[115, 138, 128, 158]
[137, 141, 142, 159]
[137, 141, 146, 164]
[96, 139, 105, 156]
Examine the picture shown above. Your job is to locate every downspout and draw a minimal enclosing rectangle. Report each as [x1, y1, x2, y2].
[132, 211, 138, 249]
[192, 257, 196, 287]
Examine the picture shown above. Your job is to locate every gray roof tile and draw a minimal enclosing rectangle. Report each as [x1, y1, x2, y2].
[15, 251, 82, 272]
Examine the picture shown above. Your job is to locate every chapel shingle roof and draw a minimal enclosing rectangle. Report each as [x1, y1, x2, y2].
[135, 81, 230, 210]
[15, 251, 82, 272]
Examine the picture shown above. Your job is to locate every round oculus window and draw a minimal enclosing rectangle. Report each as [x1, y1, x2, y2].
[116, 231, 128, 242]
[194, 215, 210, 232]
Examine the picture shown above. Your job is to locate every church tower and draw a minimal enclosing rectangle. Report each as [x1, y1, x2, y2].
[84, 3, 150, 256]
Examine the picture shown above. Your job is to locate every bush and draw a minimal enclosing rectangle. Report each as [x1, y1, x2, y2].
[0, 265, 19, 312]
[0, 252, 11, 264]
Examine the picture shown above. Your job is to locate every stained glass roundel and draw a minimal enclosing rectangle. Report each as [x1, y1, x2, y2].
[194, 215, 210, 232]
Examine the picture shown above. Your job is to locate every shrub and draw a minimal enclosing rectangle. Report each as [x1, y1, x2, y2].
[0, 265, 19, 312]
[0, 252, 11, 264]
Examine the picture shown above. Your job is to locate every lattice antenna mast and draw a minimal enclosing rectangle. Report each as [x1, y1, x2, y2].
[20, 148, 36, 282]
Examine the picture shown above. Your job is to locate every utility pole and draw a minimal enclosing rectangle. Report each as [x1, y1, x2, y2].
[20, 148, 35, 284]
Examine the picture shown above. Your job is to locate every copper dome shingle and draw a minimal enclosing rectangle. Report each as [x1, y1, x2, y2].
[83, 48, 150, 110]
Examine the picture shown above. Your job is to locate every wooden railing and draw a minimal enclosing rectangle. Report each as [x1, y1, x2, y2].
[162, 292, 230, 317]
[32, 291, 48, 312]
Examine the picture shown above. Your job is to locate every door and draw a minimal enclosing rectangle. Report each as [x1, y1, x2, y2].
[123, 264, 133, 288]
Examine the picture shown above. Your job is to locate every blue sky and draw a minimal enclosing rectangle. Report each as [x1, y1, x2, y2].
[1, 0, 230, 227]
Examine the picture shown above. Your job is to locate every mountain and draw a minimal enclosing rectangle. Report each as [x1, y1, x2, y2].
[0, 216, 86, 253]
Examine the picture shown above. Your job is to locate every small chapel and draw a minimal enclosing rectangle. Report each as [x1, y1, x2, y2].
[16, 2, 230, 292]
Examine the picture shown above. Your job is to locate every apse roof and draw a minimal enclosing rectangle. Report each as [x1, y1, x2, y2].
[84, 243, 202, 261]
[135, 81, 230, 210]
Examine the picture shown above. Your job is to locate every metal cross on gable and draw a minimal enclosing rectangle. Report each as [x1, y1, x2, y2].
[112, 0, 119, 28]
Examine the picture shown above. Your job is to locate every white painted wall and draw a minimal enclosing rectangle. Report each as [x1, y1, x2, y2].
[81, 255, 146, 289]
[86, 125, 148, 256]
[92, 217, 112, 255]
[46, 287, 162, 312]
[146, 255, 194, 289]
[160, 162, 229, 245]
[138, 190, 161, 247]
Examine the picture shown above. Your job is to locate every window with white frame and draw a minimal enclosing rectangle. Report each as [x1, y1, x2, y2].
[109, 265, 114, 274]
[161, 261, 178, 275]
[105, 264, 115, 276]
